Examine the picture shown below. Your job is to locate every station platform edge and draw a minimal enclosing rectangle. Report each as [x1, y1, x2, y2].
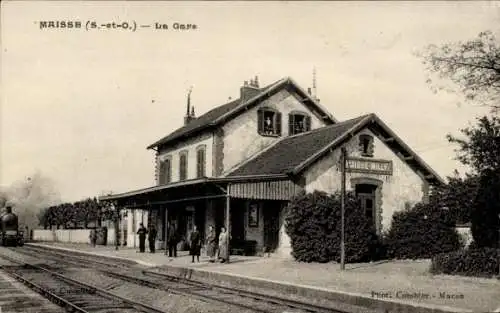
[23, 242, 482, 313]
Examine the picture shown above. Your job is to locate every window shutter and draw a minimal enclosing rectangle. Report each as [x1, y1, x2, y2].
[305, 115, 311, 131]
[159, 161, 166, 184]
[179, 154, 184, 180]
[165, 159, 171, 183]
[368, 138, 375, 156]
[196, 150, 201, 178]
[276, 112, 282, 135]
[180, 154, 187, 181]
[257, 110, 264, 134]
[197, 149, 206, 178]
[288, 114, 295, 135]
[201, 150, 206, 176]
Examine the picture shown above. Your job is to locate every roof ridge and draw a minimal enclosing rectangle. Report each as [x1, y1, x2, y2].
[222, 137, 287, 177]
[214, 77, 289, 123]
[282, 113, 373, 140]
[148, 76, 338, 149]
[224, 112, 368, 177]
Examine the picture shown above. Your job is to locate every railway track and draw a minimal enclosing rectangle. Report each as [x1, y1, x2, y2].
[14, 246, 381, 313]
[0, 252, 166, 313]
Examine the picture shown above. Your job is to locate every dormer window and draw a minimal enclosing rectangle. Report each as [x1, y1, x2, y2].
[258, 108, 282, 137]
[289, 112, 311, 135]
[359, 134, 374, 157]
[179, 151, 188, 181]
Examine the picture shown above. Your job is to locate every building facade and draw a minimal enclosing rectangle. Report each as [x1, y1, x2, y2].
[101, 76, 443, 257]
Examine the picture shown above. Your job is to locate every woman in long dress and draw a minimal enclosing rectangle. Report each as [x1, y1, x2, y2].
[206, 225, 217, 263]
[218, 226, 229, 263]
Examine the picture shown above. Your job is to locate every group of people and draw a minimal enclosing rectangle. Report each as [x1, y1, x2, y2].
[190, 225, 229, 263]
[136, 222, 229, 263]
[136, 223, 158, 253]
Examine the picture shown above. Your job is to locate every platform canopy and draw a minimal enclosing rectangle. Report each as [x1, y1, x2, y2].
[99, 175, 303, 208]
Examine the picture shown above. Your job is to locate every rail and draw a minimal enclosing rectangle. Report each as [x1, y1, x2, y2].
[0, 252, 166, 313]
[14, 245, 381, 313]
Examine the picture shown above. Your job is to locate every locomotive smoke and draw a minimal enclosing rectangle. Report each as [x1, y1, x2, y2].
[1, 171, 60, 231]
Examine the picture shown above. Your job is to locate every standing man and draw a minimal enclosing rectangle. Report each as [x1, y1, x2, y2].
[167, 221, 178, 258]
[148, 224, 157, 253]
[137, 223, 147, 253]
[189, 225, 201, 263]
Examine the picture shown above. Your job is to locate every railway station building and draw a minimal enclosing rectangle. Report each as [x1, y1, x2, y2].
[100, 76, 444, 256]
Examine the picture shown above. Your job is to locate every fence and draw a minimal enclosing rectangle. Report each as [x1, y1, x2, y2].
[32, 228, 116, 245]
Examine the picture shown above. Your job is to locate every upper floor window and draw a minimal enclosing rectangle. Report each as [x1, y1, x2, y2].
[159, 156, 172, 184]
[257, 108, 281, 137]
[179, 151, 188, 181]
[359, 134, 374, 157]
[288, 112, 311, 135]
[196, 145, 206, 178]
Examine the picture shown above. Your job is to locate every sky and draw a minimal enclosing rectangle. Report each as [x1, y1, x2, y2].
[1, 1, 499, 203]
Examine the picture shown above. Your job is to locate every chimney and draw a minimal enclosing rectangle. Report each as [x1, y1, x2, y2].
[307, 87, 312, 95]
[240, 76, 261, 103]
[184, 88, 195, 125]
[253, 76, 259, 88]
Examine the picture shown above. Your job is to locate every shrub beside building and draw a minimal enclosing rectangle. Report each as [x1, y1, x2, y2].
[285, 190, 383, 263]
[383, 202, 462, 260]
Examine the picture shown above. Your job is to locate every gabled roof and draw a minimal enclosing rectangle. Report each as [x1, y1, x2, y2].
[226, 113, 445, 186]
[147, 77, 337, 149]
[226, 115, 369, 177]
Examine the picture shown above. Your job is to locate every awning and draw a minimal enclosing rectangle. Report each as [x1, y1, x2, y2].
[99, 175, 301, 206]
[229, 180, 303, 200]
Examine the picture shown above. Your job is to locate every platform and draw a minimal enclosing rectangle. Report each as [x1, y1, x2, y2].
[26, 242, 500, 313]
[25, 242, 258, 267]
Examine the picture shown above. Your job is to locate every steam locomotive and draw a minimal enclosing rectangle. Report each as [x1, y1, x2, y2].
[1, 206, 24, 247]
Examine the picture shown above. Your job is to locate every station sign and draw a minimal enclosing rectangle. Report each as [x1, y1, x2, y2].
[346, 157, 393, 175]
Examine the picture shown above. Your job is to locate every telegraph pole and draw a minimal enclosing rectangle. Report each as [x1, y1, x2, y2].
[498, 213, 500, 277]
[226, 183, 231, 263]
[340, 147, 347, 271]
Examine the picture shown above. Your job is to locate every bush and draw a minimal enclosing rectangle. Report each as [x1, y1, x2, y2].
[285, 190, 383, 263]
[384, 202, 462, 259]
[430, 247, 499, 277]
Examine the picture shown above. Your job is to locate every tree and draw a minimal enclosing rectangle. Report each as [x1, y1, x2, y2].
[419, 30, 500, 111]
[431, 171, 479, 225]
[470, 169, 500, 248]
[443, 115, 500, 248]
[446, 115, 500, 174]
